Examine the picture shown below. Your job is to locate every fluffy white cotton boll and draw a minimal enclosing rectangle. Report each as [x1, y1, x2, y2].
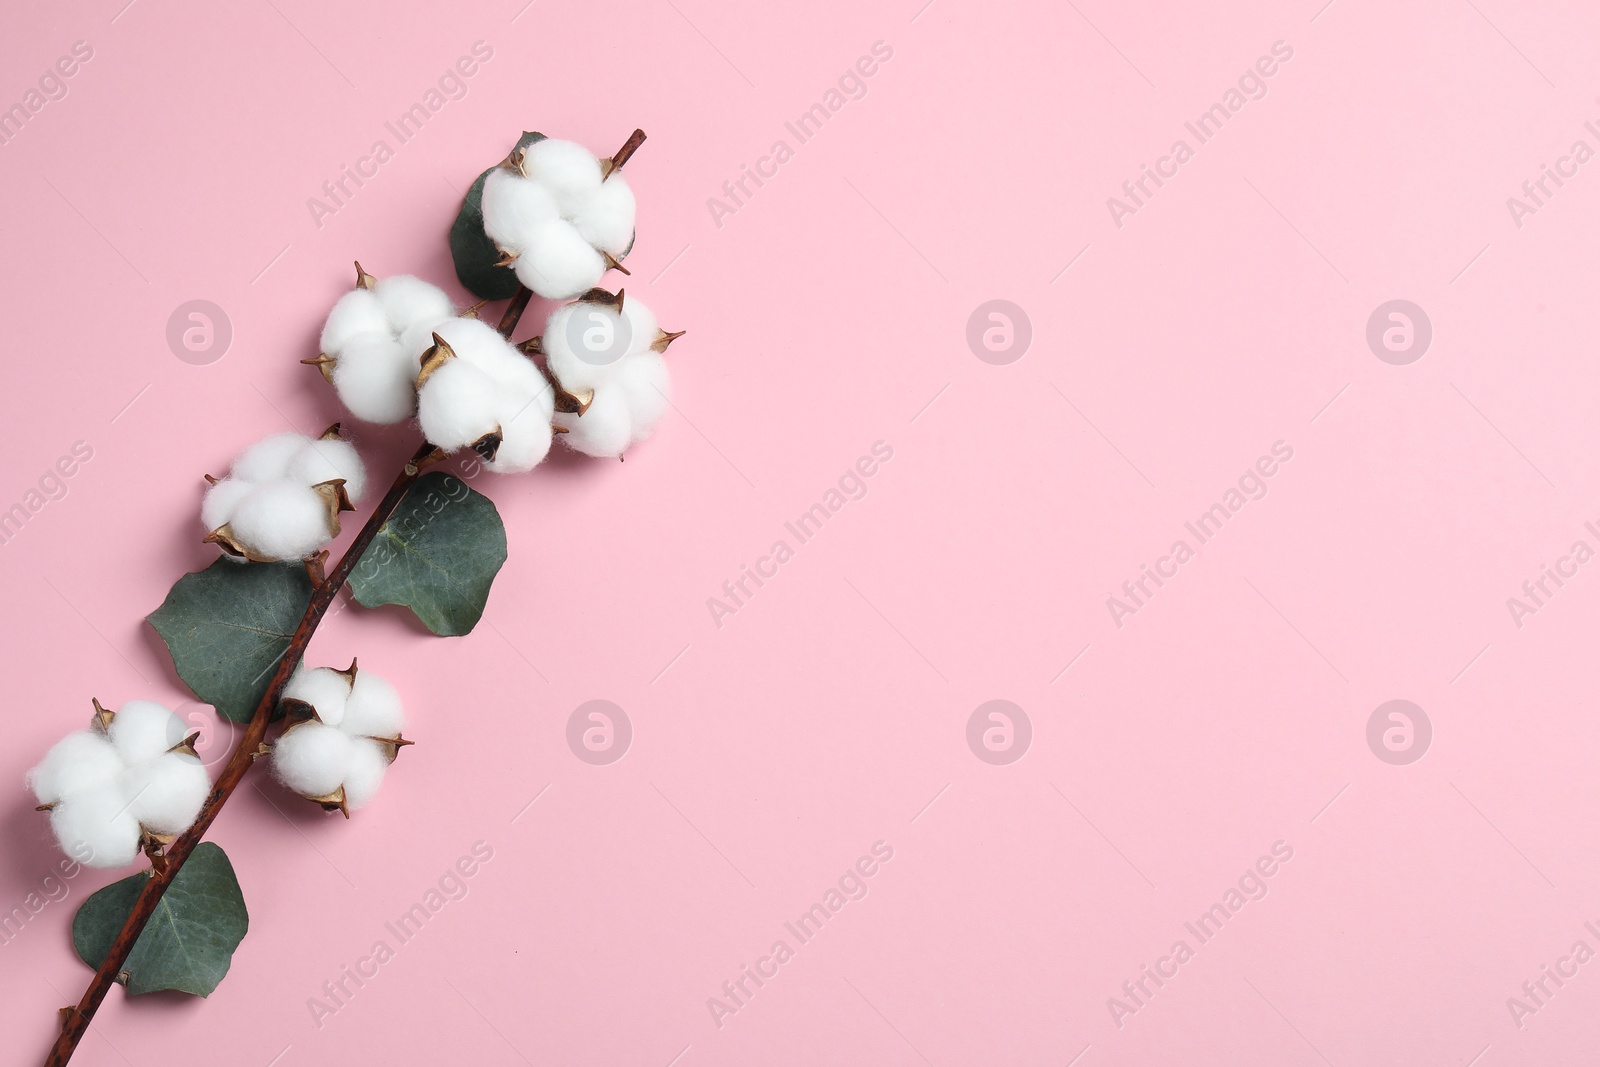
[482, 169, 560, 252]
[569, 173, 636, 255]
[433, 317, 518, 373]
[556, 387, 634, 458]
[273, 722, 354, 798]
[108, 701, 188, 765]
[283, 666, 353, 727]
[227, 482, 333, 562]
[343, 671, 405, 739]
[121, 753, 209, 835]
[480, 361, 555, 475]
[620, 297, 659, 356]
[417, 360, 502, 450]
[432, 320, 556, 469]
[619, 353, 671, 444]
[398, 321, 444, 361]
[522, 138, 602, 203]
[232, 433, 311, 484]
[514, 221, 605, 300]
[50, 789, 141, 868]
[320, 289, 388, 356]
[543, 303, 625, 394]
[425, 319, 525, 394]
[543, 338, 601, 394]
[493, 345, 554, 401]
[28, 732, 124, 806]
[342, 740, 390, 811]
[289, 438, 367, 504]
[374, 275, 455, 335]
[480, 355, 545, 404]
[487, 405, 555, 474]
[201, 478, 254, 534]
[333, 334, 418, 425]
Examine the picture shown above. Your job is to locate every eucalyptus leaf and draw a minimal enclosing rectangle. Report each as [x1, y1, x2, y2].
[348, 472, 507, 636]
[450, 130, 545, 300]
[72, 843, 248, 997]
[147, 560, 313, 723]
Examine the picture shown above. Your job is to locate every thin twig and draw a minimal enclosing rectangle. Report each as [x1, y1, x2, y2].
[495, 286, 533, 338]
[43, 440, 437, 1067]
[608, 128, 647, 174]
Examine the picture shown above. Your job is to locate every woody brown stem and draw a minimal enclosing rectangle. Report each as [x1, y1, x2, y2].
[495, 286, 533, 339]
[608, 128, 647, 175]
[42, 440, 438, 1067]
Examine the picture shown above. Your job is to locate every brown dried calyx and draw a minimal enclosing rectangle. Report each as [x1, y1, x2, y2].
[314, 479, 356, 522]
[415, 333, 456, 389]
[200, 529, 259, 562]
[471, 432, 503, 463]
[552, 384, 595, 416]
[301, 352, 336, 385]
[201, 527, 268, 563]
[577, 287, 626, 312]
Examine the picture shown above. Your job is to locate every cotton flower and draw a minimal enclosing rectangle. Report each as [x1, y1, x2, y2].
[415, 316, 556, 474]
[202, 429, 365, 563]
[273, 663, 410, 815]
[540, 290, 682, 458]
[28, 700, 210, 868]
[481, 138, 636, 300]
[309, 264, 458, 424]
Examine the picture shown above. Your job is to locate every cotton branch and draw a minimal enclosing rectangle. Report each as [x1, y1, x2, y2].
[43, 441, 438, 1067]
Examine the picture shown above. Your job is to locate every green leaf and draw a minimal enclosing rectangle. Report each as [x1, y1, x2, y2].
[72, 843, 249, 997]
[348, 472, 507, 636]
[450, 130, 545, 300]
[147, 560, 313, 723]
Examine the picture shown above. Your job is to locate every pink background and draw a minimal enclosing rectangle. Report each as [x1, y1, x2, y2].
[3, 0, 1600, 1064]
